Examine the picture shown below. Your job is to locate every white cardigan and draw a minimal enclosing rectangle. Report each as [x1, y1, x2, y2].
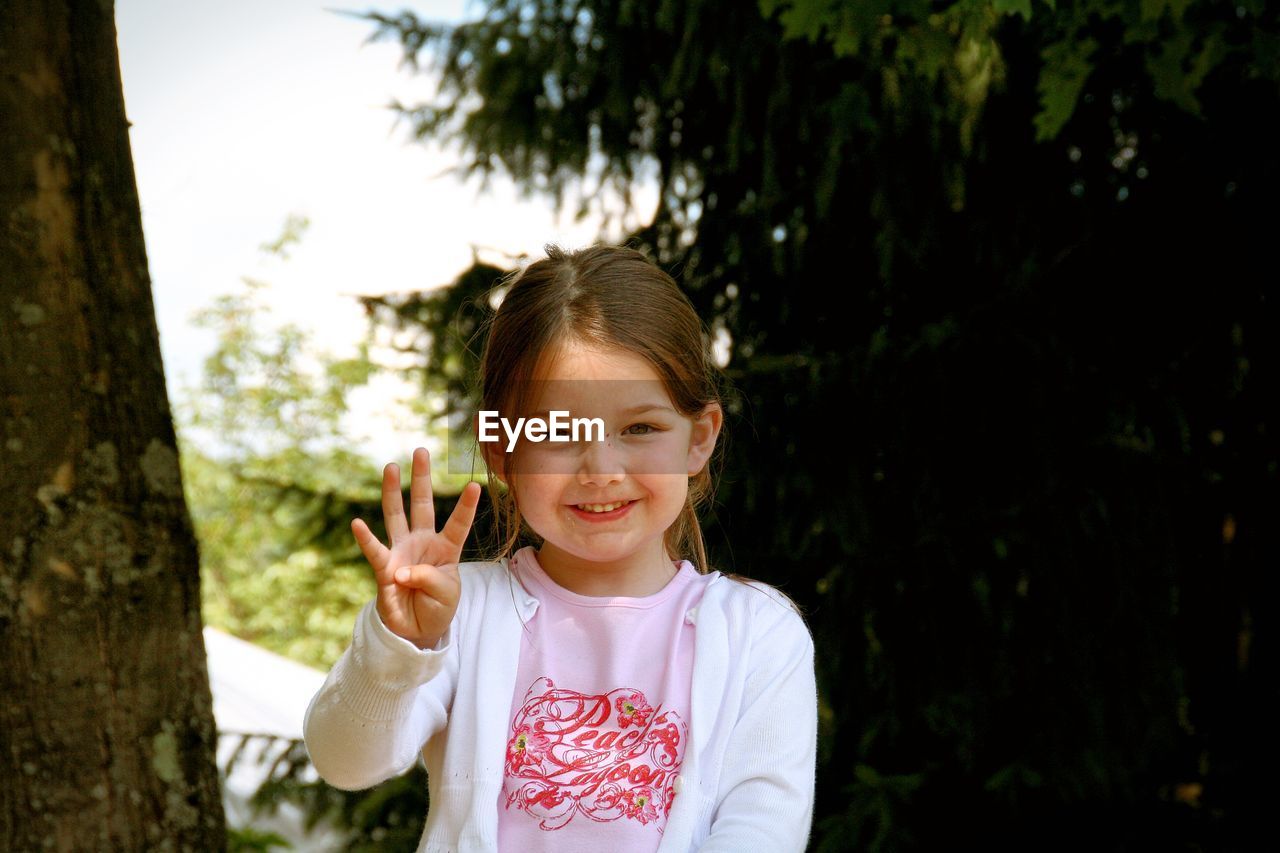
[303, 557, 817, 852]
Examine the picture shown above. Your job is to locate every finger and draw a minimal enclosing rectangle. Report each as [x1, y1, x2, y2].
[439, 481, 482, 554]
[382, 461, 409, 545]
[392, 562, 457, 600]
[409, 447, 435, 533]
[350, 518, 388, 572]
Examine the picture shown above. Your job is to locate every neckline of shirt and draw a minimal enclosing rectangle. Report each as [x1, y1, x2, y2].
[512, 545, 703, 609]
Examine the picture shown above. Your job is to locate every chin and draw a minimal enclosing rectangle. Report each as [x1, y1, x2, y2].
[566, 542, 639, 563]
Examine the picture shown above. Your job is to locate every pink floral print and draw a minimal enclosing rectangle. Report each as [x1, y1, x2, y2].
[502, 677, 686, 833]
[616, 691, 654, 727]
[506, 723, 551, 772]
[623, 786, 659, 824]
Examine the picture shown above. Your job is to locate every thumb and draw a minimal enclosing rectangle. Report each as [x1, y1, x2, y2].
[392, 563, 456, 598]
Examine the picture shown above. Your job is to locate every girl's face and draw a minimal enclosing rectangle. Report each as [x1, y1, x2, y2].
[488, 340, 720, 582]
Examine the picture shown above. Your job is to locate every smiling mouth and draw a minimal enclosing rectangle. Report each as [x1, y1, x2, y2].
[573, 499, 635, 513]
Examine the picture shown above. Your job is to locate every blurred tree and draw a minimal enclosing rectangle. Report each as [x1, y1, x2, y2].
[173, 218, 474, 668]
[177, 278, 385, 669]
[234, 735, 431, 853]
[0, 1, 225, 847]
[173, 215, 486, 668]
[166, 217, 489, 845]
[348, 0, 1279, 849]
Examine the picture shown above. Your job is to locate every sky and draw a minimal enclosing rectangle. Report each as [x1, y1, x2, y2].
[115, 0, 657, 466]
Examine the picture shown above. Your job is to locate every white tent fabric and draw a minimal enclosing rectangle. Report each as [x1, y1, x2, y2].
[204, 627, 343, 850]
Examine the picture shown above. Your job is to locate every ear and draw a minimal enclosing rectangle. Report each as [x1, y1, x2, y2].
[685, 402, 723, 476]
[475, 411, 508, 485]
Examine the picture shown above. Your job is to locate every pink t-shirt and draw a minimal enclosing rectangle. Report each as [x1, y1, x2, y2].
[496, 546, 711, 852]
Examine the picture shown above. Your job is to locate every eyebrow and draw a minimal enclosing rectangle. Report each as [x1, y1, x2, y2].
[525, 403, 677, 419]
[620, 403, 677, 416]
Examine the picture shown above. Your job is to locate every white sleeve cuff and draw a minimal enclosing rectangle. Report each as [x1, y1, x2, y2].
[365, 597, 451, 650]
[324, 600, 454, 721]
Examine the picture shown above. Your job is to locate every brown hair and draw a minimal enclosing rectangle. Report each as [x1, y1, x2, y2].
[474, 243, 723, 574]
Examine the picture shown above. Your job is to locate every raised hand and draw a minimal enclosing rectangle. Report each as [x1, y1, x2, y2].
[350, 447, 482, 649]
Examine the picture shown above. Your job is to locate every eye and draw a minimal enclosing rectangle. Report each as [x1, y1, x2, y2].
[623, 423, 657, 436]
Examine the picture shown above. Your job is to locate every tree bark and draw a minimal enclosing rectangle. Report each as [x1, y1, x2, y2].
[0, 1, 227, 848]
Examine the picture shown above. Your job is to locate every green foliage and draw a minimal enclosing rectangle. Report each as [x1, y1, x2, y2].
[179, 442, 374, 669]
[353, 259, 510, 480]
[176, 305, 377, 664]
[174, 217, 464, 668]
[226, 825, 292, 853]
[759, 0, 1276, 141]
[814, 763, 927, 853]
[221, 735, 428, 852]
[178, 220, 499, 843]
[1035, 35, 1097, 139]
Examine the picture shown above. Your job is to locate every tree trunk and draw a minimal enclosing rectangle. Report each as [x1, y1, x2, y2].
[0, 1, 227, 848]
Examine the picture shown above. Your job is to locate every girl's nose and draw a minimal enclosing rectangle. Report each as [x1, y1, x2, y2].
[576, 436, 626, 486]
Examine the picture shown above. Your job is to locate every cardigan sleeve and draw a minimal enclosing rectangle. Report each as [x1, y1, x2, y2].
[699, 591, 818, 852]
[303, 599, 459, 791]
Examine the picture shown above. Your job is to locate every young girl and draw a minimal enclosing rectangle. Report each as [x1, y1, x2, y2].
[304, 244, 817, 852]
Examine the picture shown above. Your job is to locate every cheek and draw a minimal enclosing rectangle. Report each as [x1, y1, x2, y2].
[513, 475, 569, 513]
[644, 474, 690, 503]
[629, 435, 694, 475]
